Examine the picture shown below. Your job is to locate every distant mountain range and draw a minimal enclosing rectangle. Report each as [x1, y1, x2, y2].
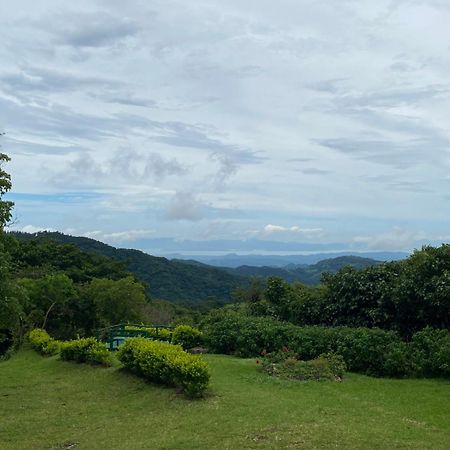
[167, 251, 409, 268]
[11, 232, 403, 303]
[224, 256, 381, 285]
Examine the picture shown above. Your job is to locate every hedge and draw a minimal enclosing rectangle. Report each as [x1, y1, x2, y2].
[125, 326, 173, 342]
[117, 337, 210, 397]
[60, 337, 111, 366]
[201, 310, 450, 378]
[27, 328, 61, 356]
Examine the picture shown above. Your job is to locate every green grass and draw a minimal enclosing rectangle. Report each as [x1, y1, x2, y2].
[1, 349, 450, 449]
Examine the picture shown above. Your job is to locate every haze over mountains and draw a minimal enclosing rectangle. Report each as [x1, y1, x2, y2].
[169, 251, 408, 268]
[12, 231, 403, 303]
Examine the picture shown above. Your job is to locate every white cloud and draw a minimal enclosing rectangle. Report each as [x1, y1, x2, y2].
[2, 0, 449, 253]
[353, 227, 427, 251]
[263, 224, 324, 237]
[14, 224, 56, 233]
[83, 229, 155, 243]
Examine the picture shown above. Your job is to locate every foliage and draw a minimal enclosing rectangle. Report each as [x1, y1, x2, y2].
[12, 231, 247, 302]
[27, 328, 61, 356]
[0, 152, 14, 229]
[228, 256, 379, 285]
[261, 351, 347, 381]
[236, 245, 450, 338]
[125, 325, 173, 341]
[410, 327, 450, 377]
[171, 324, 204, 349]
[60, 337, 111, 366]
[81, 276, 147, 329]
[201, 309, 450, 378]
[117, 337, 210, 397]
[10, 237, 131, 283]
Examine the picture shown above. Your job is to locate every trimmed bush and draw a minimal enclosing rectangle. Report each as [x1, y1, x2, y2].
[60, 337, 111, 366]
[171, 325, 203, 350]
[27, 328, 61, 356]
[117, 337, 210, 397]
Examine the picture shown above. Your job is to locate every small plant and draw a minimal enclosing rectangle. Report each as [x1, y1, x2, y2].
[27, 328, 61, 356]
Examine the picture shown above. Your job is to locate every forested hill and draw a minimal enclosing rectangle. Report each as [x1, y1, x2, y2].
[11, 232, 247, 303]
[225, 255, 380, 285]
[11, 232, 381, 301]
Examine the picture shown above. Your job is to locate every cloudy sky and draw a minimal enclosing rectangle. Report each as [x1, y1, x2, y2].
[1, 0, 449, 255]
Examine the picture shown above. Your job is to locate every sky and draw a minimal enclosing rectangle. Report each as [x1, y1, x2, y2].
[0, 0, 449, 255]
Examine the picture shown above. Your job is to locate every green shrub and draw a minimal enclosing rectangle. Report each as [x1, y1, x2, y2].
[27, 328, 61, 356]
[261, 351, 347, 381]
[171, 325, 203, 350]
[60, 337, 111, 366]
[411, 327, 450, 377]
[117, 337, 210, 397]
[201, 310, 294, 357]
[125, 326, 173, 342]
[201, 310, 415, 377]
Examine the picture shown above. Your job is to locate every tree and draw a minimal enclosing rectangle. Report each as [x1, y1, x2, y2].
[82, 276, 147, 329]
[0, 148, 14, 230]
[0, 144, 18, 354]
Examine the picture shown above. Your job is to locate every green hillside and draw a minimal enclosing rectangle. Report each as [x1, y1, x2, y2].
[11, 232, 247, 303]
[2, 349, 450, 450]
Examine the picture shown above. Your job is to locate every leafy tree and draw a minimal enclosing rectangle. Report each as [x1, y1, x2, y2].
[0, 150, 14, 230]
[18, 274, 78, 338]
[0, 148, 19, 354]
[82, 276, 147, 329]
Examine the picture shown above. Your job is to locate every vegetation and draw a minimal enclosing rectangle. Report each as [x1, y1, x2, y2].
[201, 309, 450, 378]
[27, 328, 61, 356]
[60, 337, 111, 366]
[171, 324, 204, 349]
[125, 325, 174, 341]
[1, 350, 450, 449]
[12, 231, 248, 302]
[233, 244, 450, 339]
[117, 337, 210, 397]
[227, 255, 380, 285]
[260, 350, 347, 381]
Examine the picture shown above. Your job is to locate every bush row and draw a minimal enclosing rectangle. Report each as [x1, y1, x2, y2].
[201, 310, 450, 378]
[60, 337, 111, 366]
[117, 337, 210, 397]
[125, 324, 204, 350]
[27, 328, 61, 356]
[27, 328, 111, 365]
[125, 326, 174, 342]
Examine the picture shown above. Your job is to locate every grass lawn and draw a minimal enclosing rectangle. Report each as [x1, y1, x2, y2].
[1, 349, 449, 450]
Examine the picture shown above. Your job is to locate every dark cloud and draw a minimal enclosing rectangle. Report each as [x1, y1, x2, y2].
[51, 149, 187, 187]
[299, 168, 330, 175]
[51, 13, 140, 48]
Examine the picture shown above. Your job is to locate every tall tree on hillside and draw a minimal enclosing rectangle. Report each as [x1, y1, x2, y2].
[0, 133, 14, 229]
[0, 136, 20, 353]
